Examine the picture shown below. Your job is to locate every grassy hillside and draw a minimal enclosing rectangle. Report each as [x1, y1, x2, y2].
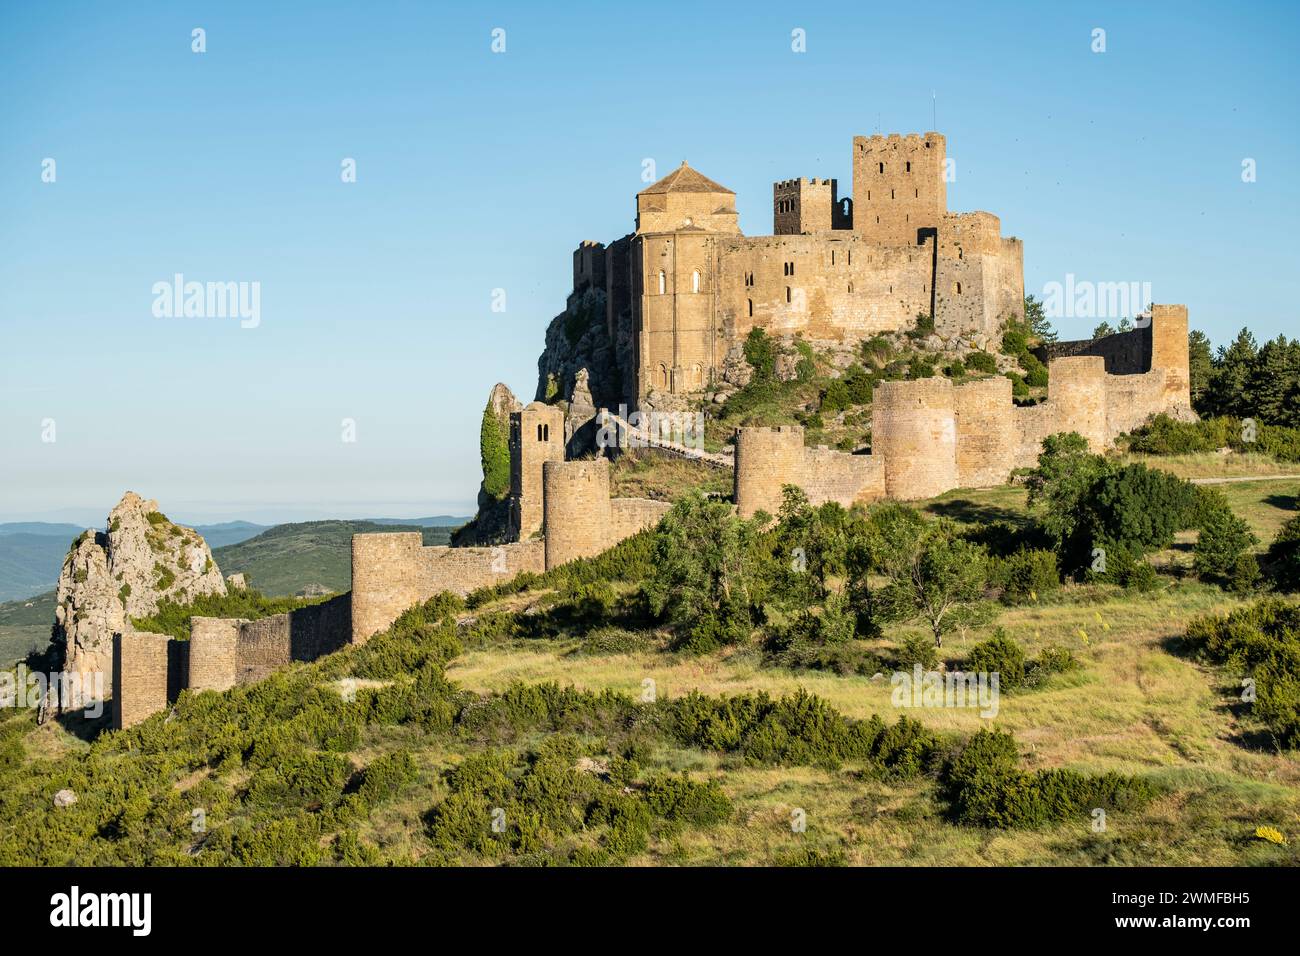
[0, 590, 54, 666]
[0, 460, 1295, 867]
[212, 520, 459, 596]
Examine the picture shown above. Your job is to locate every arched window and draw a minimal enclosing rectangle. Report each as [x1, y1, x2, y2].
[536, 424, 543, 441]
[906, 161, 912, 173]
[658, 364, 668, 388]
[691, 270, 701, 293]
[878, 162, 885, 173]
[657, 271, 666, 295]
[785, 286, 792, 303]
[747, 298, 753, 317]
[955, 282, 962, 294]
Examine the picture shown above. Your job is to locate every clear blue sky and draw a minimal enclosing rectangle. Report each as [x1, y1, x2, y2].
[2, 0, 1297, 524]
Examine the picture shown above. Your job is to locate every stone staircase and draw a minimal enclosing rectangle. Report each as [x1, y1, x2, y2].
[598, 409, 734, 470]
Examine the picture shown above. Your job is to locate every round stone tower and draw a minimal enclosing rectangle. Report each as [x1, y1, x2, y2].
[734, 425, 807, 519]
[872, 377, 958, 500]
[953, 376, 1014, 488]
[543, 458, 612, 569]
[1047, 356, 1108, 451]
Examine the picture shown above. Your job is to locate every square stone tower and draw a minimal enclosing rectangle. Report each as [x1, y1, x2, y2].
[852, 132, 947, 246]
[508, 401, 565, 540]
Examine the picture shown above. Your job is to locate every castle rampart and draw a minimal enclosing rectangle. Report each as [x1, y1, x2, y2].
[733, 304, 1194, 517]
[111, 593, 354, 729]
[734, 425, 884, 518]
[872, 377, 960, 500]
[953, 375, 1015, 488]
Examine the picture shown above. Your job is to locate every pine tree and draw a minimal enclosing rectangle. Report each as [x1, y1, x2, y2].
[1205, 328, 1257, 418]
[1188, 329, 1214, 413]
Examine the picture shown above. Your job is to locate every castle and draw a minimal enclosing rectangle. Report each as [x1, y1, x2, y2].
[105, 130, 1194, 729]
[568, 131, 1024, 406]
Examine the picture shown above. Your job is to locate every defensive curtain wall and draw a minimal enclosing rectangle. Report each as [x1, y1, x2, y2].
[112, 593, 352, 729]
[113, 305, 1190, 727]
[734, 305, 1192, 515]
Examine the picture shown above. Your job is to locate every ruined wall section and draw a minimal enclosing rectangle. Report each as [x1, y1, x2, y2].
[609, 497, 672, 543]
[734, 425, 884, 518]
[188, 617, 244, 693]
[111, 630, 170, 729]
[1046, 356, 1109, 452]
[802, 446, 886, 508]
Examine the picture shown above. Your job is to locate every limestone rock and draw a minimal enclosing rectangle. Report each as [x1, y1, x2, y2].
[720, 346, 753, 389]
[774, 351, 800, 383]
[226, 572, 248, 590]
[53, 789, 78, 808]
[53, 491, 226, 702]
[487, 381, 523, 423]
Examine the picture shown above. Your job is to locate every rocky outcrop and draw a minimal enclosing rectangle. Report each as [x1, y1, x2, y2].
[535, 286, 630, 411]
[53, 491, 226, 700]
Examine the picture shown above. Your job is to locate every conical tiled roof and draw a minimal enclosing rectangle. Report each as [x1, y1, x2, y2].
[638, 162, 733, 195]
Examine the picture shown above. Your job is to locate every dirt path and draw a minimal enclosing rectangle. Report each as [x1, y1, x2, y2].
[1189, 474, 1300, 485]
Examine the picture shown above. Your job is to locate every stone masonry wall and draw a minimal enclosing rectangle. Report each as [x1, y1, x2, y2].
[872, 377, 959, 500]
[609, 497, 673, 543]
[954, 375, 1015, 487]
[188, 617, 244, 693]
[112, 630, 171, 729]
[734, 425, 884, 518]
[351, 533, 545, 643]
[543, 459, 613, 568]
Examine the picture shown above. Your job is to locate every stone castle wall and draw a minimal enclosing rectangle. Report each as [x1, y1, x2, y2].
[112, 631, 170, 730]
[735, 305, 1193, 515]
[872, 377, 960, 500]
[351, 533, 546, 643]
[619, 130, 1024, 401]
[735, 425, 884, 518]
[113, 593, 355, 729]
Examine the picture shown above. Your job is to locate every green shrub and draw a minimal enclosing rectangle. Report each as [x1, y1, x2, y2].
[894, 633, 939, 671]
[964, 630, 1026, 689]
[943, 729, 1158, 828]
[1184, 599, 1300, 748]
[1193, 493, 1259, 583]
[1267, 515, 1300, 592]
[965, 351, 998, 374]
[1020, 352, 1048, 388]
[1026, 645, 1080, 685]
[989, 549, 1059, 605]
[744, 327, 777, 381]
[357, 751, 418, 806]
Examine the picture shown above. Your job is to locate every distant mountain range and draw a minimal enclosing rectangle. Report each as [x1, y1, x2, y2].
[0, 515, 468, 603]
